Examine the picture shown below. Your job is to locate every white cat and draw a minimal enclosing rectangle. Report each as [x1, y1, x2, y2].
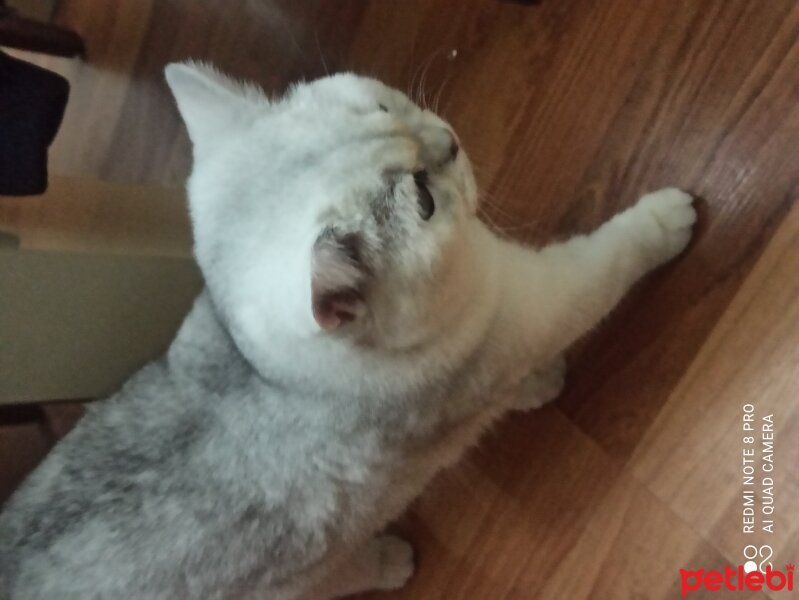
[0, 63, 695, 600]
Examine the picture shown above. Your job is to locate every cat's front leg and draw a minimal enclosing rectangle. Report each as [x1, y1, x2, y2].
[491, 188, 696, 359]
[301, 535, 415, 600]
[513, 355, 566, 411]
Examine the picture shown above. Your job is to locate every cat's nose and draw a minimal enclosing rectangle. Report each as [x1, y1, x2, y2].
[449, 136, 460, 161]
[421, 126, 459, 166]
[439, 127, 459, 162]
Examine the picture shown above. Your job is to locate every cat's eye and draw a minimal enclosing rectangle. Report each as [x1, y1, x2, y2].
[414, 170, 435, 221]
[378, 104, 388, 112]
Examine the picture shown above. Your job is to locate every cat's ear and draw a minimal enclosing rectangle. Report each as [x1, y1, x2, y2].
[165, 61, 264, 154]
[311, 232, 369, 331]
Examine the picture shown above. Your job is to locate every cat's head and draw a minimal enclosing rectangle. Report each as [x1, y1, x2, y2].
[166, 62, 479, 351]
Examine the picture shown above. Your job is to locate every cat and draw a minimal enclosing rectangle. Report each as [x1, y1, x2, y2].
[0, 62, 696, 600]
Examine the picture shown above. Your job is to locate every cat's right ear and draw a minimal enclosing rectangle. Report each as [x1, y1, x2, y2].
[311, 232, 370, 331]
[165, 61, 262, 155]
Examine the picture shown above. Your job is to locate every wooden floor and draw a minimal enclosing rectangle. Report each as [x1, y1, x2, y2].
[3, 0, 799, 597]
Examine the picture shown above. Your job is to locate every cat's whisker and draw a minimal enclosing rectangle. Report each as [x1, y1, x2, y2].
[475, 187, 539, 227]
[432, 72, 453, 116]
[479, 193, 545, 233]
[407, 48, 424, 101]
[314, 30, 330, 76]
[416, 62, 428, 108]
[474, 187, 510, 212]
[475, 198, 507, 227]
[415, 47, 446, 109]
[418, 65, 431, 109]
[273, 14, 308, 68]
[408, 56, 427, 105]
[477, 206, 542, 238]
[482, 204, 530, 228]
[419, 55, 438, 110]
[476, 205, 503, 233]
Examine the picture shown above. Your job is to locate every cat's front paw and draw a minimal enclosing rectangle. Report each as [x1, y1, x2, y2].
[634, 188, 697, 265]
[514, 356, 566, 411]
[375, 535, 415, 590]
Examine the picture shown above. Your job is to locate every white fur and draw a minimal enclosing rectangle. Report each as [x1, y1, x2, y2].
[164, 63, 695, 597]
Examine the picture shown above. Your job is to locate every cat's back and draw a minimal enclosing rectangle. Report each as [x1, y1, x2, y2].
[0, 359, 225, 599]
[0, 345, 340, 600]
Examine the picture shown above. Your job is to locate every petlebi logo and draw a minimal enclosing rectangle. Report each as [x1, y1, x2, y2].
[679, 561, 794, 596]
[680, 404, 790, 595]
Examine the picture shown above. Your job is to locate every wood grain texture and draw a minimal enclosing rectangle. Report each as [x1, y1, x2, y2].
[2, 0, 799, 597]
[0, 176, 191, 257]
[629, 200, 799, 595]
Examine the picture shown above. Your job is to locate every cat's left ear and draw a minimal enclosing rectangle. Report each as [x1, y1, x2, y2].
[165, 61, 264, 155]
[311, 232, 369, 331]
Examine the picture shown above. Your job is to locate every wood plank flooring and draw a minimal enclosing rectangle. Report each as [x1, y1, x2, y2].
[2, 0, 798, 597]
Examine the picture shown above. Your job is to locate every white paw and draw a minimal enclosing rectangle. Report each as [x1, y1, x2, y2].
[515, 356, 566, 411]
[375, 535, 415, 590]
[634, 188, 697, 264]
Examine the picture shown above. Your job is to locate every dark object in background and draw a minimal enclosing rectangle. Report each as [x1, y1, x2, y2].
[0, 0, 84, 57]
[0, 51, 69, 196]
